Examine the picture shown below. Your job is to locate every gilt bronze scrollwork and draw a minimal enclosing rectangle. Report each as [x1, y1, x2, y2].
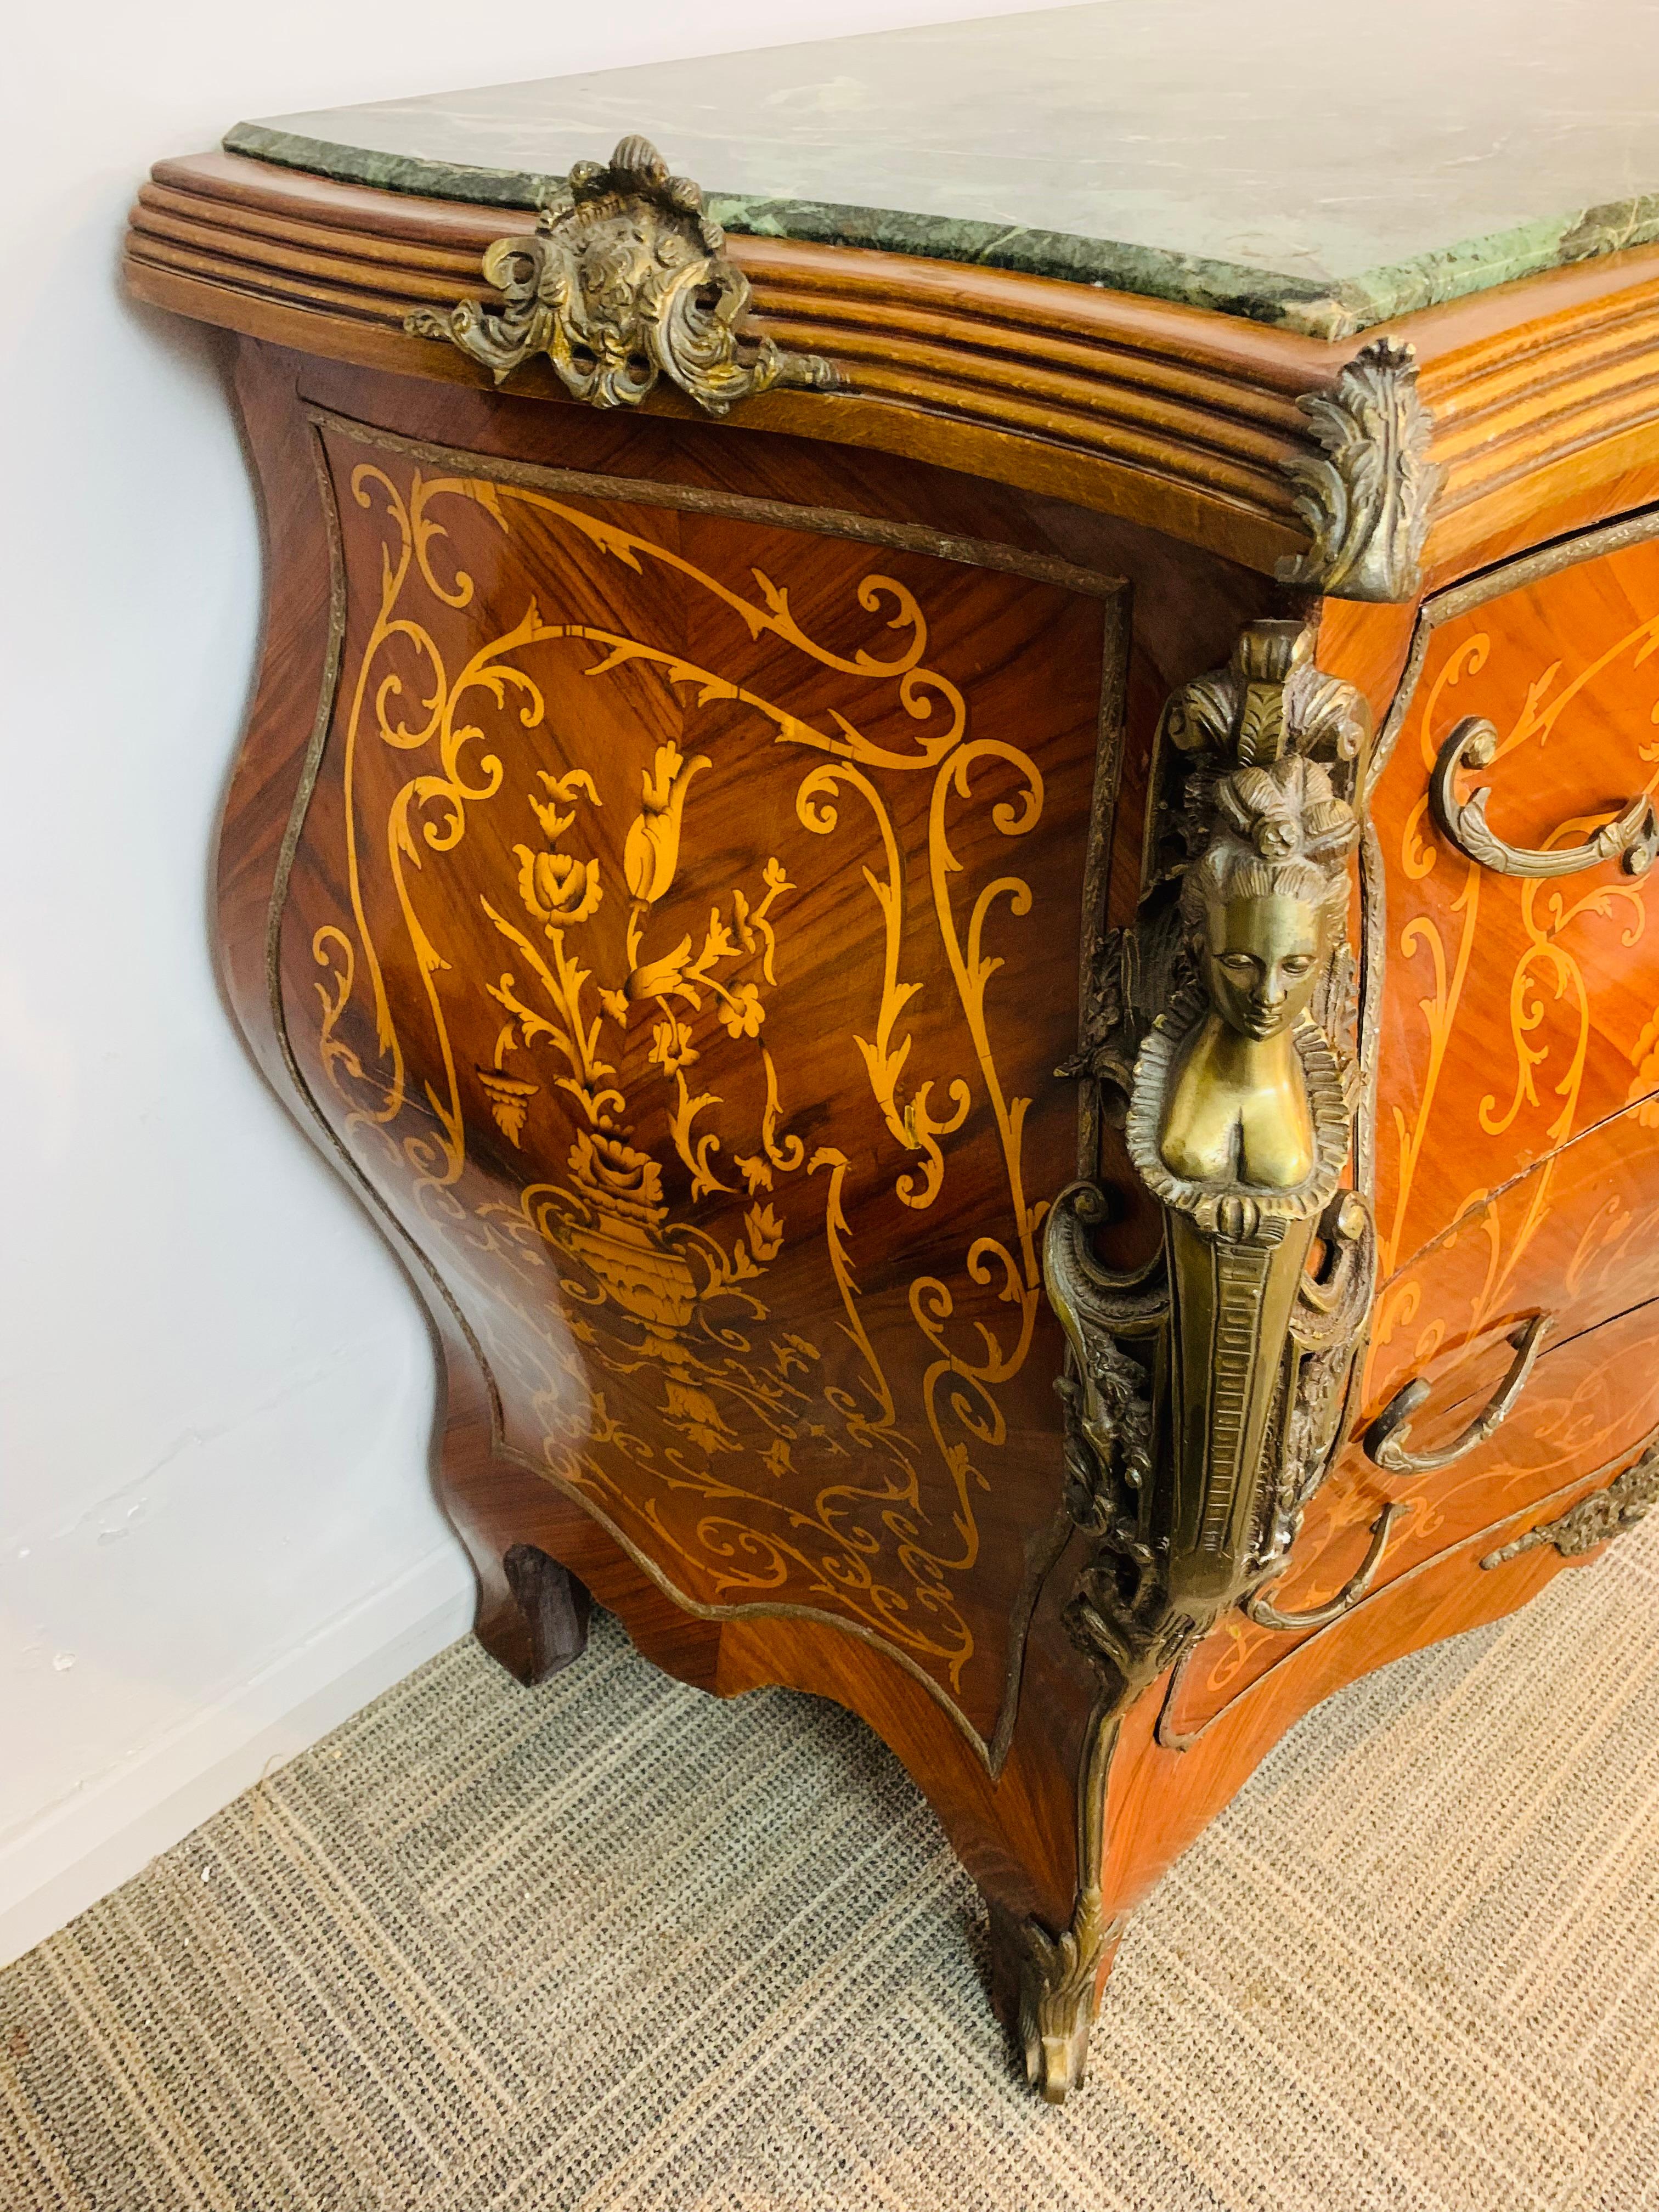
[1431, 714, 1659, 879]
[407, 134, 837, 415]
[1044, 621, 1379, 1709]
[1013, 619, 1384, 2098]
[1481, 1439, 1659, 1567]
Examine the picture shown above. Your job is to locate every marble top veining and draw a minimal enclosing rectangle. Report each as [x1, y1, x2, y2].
[227, 0, 1659, 339]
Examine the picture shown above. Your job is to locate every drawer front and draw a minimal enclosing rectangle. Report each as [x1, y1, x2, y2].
[1355, 1092, 1659, 1579]
[276, 412, 1126, 1742]
[1160, 1094, 1659, 1739]
[1371, 516, 1659, 1280]
[1368, 1098, 1659, 1408]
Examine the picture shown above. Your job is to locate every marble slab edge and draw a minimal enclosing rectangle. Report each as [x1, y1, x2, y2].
[224, 121, 1659, 347]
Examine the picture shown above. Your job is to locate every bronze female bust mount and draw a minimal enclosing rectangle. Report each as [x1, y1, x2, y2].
[1153, 755, 1359, 1202]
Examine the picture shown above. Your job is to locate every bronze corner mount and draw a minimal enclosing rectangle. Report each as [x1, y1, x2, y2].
[1045, 619, 1382, 1712]
[1017, 618, 1391, 2095]
[407, 134, 839, 416]
[1276, 337, 1446, 603]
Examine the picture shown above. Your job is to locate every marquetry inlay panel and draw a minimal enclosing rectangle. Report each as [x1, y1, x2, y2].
[276, 414, 1125, 1743]
[1372, 521, 1659, 1284]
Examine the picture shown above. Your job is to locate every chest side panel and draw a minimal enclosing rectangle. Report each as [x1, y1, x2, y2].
[275, 416, 1124, 1741]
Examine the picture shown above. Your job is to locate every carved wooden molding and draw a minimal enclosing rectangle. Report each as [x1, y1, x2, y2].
[128, 154, 1659, 590]
[406, 134, 837, 415]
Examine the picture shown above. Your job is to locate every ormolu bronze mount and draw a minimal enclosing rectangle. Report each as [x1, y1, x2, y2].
[407, 134, 836, 414]
[998, 621, 1401, 2096]
[1047, 618, 1387, 1697]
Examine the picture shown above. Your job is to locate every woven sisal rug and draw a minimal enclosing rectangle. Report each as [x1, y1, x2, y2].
[3, 1518, 1658, 2211]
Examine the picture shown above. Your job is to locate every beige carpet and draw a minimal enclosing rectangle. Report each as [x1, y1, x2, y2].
[4, 1522, 1659, 2212]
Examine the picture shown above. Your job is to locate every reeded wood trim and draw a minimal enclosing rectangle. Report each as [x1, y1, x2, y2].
[126, 153, 1321, 575]
[127, 150, 1659, 591]
[1409, 252, 1659, 581]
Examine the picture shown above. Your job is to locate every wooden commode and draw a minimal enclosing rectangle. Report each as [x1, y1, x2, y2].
[126, 3, 1659, 2099]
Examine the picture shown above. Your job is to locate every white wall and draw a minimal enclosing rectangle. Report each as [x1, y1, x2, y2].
[0, 0, 1062, 1967]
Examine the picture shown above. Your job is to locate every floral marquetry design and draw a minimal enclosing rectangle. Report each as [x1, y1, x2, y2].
[281, 416, 1120, 1741]
[1371, 525, 1659, 1285]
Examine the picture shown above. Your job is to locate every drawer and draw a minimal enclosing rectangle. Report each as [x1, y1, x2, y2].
[1159, 1097, 1659, 1739]
[1161, 1295, 1659, 1743]
[1370, 516, 1659, 1279]
[1369, 1092, 1659, 1397]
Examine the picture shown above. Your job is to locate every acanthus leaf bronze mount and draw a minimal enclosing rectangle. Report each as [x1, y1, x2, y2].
[407, 134, 838, 416]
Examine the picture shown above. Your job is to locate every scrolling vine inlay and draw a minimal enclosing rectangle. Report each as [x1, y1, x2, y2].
[1369, 518, 1659, 1302]
[283, 415, 1122, 1741]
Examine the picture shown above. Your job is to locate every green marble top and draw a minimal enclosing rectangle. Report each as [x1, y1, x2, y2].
[227, 1, 1659, 340]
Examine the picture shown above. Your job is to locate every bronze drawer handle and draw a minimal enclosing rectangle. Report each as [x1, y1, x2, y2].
[1156, 1499, 1413, 1750]
[1243, 1500, 1413, 1633]
[1364, 1311, 1553, 1476]
[1431, 715, 1659, 879]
